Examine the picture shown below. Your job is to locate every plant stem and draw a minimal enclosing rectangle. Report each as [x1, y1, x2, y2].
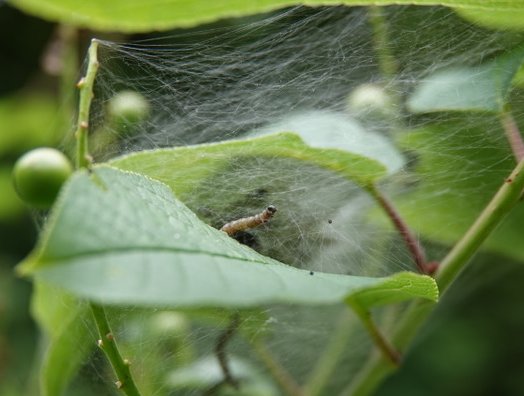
[305, 309, 355, 396]
[435, 156, 524, 291]
[344, 156, 524, 395]
[369, 184, 428, 273]
[215, 313, 241, 388]
[368, 6, 398, 82]
[75, 39, 99, 169]
[76, 39, 140, 395]
[252, 340, 305, 396]
[53, 25, 79, 143]
[351, 305, 400, 366]
[500, 108, 524, 162]
[90, 303, 142, 396]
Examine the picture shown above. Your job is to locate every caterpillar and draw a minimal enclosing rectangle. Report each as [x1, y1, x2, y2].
[221, 205, 277, 236]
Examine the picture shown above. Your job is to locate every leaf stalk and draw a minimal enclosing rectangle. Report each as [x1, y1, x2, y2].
[369, 184, 428, 274]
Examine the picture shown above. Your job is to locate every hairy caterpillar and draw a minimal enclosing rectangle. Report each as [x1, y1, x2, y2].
[221, 205, 277, 236]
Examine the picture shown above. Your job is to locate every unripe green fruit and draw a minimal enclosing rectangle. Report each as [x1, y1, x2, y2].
[107, 90, 150, 134]
[347, 83, 394, 117]
[13, 148, 73, 209]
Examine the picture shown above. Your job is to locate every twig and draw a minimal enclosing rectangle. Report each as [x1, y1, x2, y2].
[90, 303, 142, 396]
[435, 156, 524, 290]
[215, 313, 241, 389]
[350, 305, 400, 367]
[75, 39, 99, 169]
[368, 6, 398, 81]
[76, 40, 140, 395]
[500, 107, 524, 162]
[369, 184, 429, 274]
[252, 340, 305, 396]
[343, 156, 524, 395]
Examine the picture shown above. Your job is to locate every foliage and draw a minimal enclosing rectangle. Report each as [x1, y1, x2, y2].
[6, 0, 524, 32]
[3, 1, 524, 396]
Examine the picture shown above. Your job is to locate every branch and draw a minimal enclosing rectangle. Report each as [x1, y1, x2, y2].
[350, 305, 400, 367]
[75, 39, 99, 169]
[435, 156, 524, 291]
[369, 184, 429, 274]
[344, 156, 524, 395]
[368, 6, 398, 81]
[500, 108, 524, 162]
[215, 313, 241, 389]
[90, 303, 142, 396]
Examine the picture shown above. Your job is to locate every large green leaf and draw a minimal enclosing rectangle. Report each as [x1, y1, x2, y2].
[32, 282, 93, 396]
[19, 167, 437, 309]
[456, 7, 524, 31]
[110, 132, 386, 196]
[7, 0, 524, 33]
[407, 44, 524, 113]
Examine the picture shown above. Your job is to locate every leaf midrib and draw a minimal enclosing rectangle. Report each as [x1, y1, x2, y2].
[36, 244, 291, 268]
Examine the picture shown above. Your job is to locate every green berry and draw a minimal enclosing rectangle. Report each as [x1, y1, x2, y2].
[347, 83, 394, 117]
[13, 148, 73, 209]
[107, 90, 150, 134]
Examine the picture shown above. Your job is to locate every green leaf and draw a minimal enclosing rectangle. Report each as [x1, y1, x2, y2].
[394, 120, 524, 262]
[407, 44, 524, 113]
[19, 167, 437, 309]
[456, 7, 524, 31]
[7, 0, 524, 33]
[250, 110, 404, 174]
[31, 282, 93, 396]
[110, 133, 386, 198]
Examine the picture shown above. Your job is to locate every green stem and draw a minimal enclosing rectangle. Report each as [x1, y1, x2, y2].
[368, 6, 398, 82]
[90, 303, 142, 396]
[343, 157, 524, 395]
[435, 157, 524, 291]
[75, 39, 99, 169]
[252, 340, 305, 396]
[59, 26, 78, 136]
[305, 309, 355, 396]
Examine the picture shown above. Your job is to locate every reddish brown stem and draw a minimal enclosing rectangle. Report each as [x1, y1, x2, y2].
[370, 185, 428, 274]
[500, 109, 524, 162]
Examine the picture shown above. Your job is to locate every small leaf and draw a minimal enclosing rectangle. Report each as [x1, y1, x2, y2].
[19, 167, 437, 310]
[31, 282, 93, 396]
[407, 44, 524, 113]
[110, 132, 386, 197]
